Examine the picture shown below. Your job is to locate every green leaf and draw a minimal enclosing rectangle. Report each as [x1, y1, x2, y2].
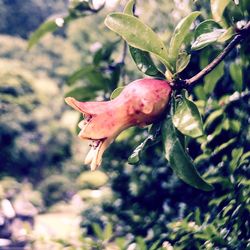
[66, 66, 95, 85]
[204, 61, 224, 94]
[149, 240, 161, 250]
[162, 113, 213, 191]
[110, 87, 124, 100]
[217, 27, 235, 43]
[230, 148, 243, 173]
[129, 47, 165, 77]
[128, 123, 161, 165]
[211, 0, 230, 22]
[123, 1, 164, 78]
[168, 11, 201, 63]
[93, 41, 119, 65]
[104, 13, 172, 71]
[213, 138, 236, 155]
[230, 61, 243, 92]
[92, 223, 104, 240]
[173, 92, 204, 138]
[176, 52, 191, 73]
[194, 85, 207, 100]
[192, 29, 225, 50]
[124, 0, 135, 15]
[28, 14, 71, 49]
[204, 109, 224, 132]
[103, 223, 113, 241]
[194, 20, 221, 38]
[136, 237, 147, 250]
[67, 66, 110, 91]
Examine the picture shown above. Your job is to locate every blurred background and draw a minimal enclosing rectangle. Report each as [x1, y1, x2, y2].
[0, 0, 249, 249]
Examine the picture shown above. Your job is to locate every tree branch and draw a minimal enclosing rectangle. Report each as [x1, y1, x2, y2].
[183, 21, 250, 86]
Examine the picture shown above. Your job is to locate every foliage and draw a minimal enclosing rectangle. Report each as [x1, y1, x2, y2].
[0, 60, 72, 179]
[1, 0, 250, 249]
[38, 175, 74, 207]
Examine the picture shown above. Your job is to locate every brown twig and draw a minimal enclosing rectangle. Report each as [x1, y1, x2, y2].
[182, 21, 250, 87]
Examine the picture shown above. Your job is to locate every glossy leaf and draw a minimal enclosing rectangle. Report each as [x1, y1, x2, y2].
[128, 123, 161, 165]
[28, 14, 70, 49]
[105, 13, 172, 71]
[217, 27, 235, 43]
[194, 20, 221, 38]
[173, 92, 204, 138]
[176, 52, 191, 73]
[162, 114, 213, 191]
[123, 1, 164, 78]
[210, 0, 230, 23]
[129, 47, 165, 77]
[230, 61, 243, 92]
[192, 29, 225, 50]
[168, 11, 201, 63]
[110, 86, 124, 100]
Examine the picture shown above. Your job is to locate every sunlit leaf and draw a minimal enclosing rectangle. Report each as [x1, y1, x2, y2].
[123, 1, 164, 77]
[103, 223, 113, 241]
[230, 148, 243, 173]
[204, 109, 224, 132]
[217, 27, 235, 43]
[176, 52, 191, 73]
[173, 91, 204, 138]
[194, 19, 221, 38]
[213, 138, 236, 155]
[136, 237, 147, 250]
[92, 223, 104, 240]
[192, 22, 226, 51]
[210, 0, 230, 23]
[192, 29, 226, 50]
[124, 0, 135, 15]
[168, 11, 201, 63]
[110, 86, 124, 99]
[105, 13, 172, 71]
[162, 112, 213, 191]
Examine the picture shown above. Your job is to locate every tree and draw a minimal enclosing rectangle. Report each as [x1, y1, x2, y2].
[28, 0, 250, 249]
